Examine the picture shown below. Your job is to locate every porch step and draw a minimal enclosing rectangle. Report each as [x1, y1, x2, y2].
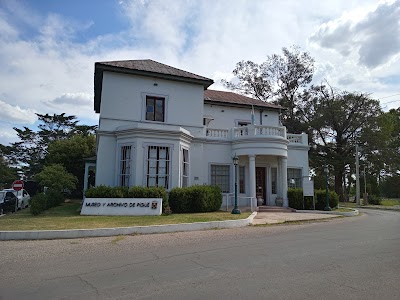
[257, 206, 296, 213]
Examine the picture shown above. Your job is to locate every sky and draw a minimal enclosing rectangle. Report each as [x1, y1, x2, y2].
[0, 0, 399, 145]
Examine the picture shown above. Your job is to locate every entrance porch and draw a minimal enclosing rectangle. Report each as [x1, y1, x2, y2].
[222, 154, 289, 211]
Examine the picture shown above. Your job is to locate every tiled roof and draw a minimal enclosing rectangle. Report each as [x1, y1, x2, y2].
[204, 90, 282, 109]
[96, 59, 213, 83]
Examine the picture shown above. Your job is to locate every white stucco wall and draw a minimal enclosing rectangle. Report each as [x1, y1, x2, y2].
[96, 135, 117, 186]
[287, 146, 310, 178]
[99, 72, 205, 129]
[204, 103, 280, 129]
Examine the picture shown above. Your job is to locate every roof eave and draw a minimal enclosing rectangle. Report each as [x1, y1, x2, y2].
[204, 99, 284, 111]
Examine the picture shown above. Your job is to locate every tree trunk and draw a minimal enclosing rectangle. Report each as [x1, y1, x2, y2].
[334, 168, 345, 202]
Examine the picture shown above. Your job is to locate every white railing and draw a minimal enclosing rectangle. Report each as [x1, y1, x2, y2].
[234, 125, 285, 138]
[223, 194, 257, 212]
[254, 125, 285, 137]
[205, 125, 306, 145]
[234, 127, 248, 137]
[287, 134, 303, 144]
[206, 128, 229, 138]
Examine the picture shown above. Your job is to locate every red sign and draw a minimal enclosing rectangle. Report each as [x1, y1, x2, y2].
[12, 180, 24, 191]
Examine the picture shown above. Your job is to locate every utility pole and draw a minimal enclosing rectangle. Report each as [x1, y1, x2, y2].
[355, 145, 360, 206]
[364, 166, 367, 194]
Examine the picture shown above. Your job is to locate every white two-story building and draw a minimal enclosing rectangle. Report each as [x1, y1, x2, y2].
[92, 59, 309, 210]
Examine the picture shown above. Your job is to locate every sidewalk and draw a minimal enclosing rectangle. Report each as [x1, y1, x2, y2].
[0, 209, 356, 240]
[252, 211, 341, 225]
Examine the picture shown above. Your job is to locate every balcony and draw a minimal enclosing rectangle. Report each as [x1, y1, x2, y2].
[205, 125, 307, 145]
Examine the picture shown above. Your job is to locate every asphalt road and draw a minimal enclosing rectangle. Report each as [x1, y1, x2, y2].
[0, 209, 399, 300]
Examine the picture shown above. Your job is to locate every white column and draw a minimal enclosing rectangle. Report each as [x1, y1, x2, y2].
[83, 163, 89, 197]
[249, 155, 256, 202]
[281, 157, 288, 207]
[277, 158, 282, 197]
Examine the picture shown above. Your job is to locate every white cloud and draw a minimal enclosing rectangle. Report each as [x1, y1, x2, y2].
[0, 0, 399, 145]
[49, 93, 92, 106]
[0, 100, 36, 124]
[310, 1, 400, 68]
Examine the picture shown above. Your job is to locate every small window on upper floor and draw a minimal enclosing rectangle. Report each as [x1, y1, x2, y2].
[238, 121, 250, 127]
[146, 96, 165, 122]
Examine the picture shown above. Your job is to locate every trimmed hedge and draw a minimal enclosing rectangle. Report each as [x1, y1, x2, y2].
[288, 188, 303, 210]
[368, 194, 382, 205]
[85, 185, 169, 211]
[288, 188, 339, 210]
[169, 185, 222, 213]
[315, 189, 339, 210]
[30, 190, 65, 216]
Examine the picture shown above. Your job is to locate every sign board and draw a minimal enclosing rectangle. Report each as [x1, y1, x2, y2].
[12, 180, 24, 191]
[81, 198, 162, 216]
[302, 177, 314, 197]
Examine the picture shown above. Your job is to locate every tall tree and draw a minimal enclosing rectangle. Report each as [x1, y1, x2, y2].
[36, 113, 79, 144]
[363, 108, 400, 195]
[223, 46, 315, 133]
[299, 83, 382, 201]
[7, 113, 97, 179]
[45, 134, 96, 196]
[0, 145, 19, 188]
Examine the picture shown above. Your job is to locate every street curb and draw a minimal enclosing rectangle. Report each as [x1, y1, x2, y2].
[296, 209, 359, 217]
[0, 212, 258, 241]
[359, 206, 400, 212]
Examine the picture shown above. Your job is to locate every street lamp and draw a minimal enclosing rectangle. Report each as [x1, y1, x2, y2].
[324, 165, 331, 211]
[232, 154, 241, 214]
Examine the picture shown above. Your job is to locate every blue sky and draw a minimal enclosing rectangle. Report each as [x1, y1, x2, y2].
[4, 0, 128, 42]
[0, 0, 399, 145]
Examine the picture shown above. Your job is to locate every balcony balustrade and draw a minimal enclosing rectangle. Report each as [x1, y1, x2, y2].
[205, 125, 307, 145]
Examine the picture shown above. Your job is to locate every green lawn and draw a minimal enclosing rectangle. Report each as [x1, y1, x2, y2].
[332, 207, 355, 212]
[0, 203, 251, 231]
[339, 202, 358, 208]
[340, 198, 400, 207]
[381, 199, 400, 206]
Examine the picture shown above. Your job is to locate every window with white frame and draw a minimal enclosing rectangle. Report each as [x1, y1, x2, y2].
[239, 166, 245, 193]
[147, 146, 170, 188]
[146, 96, 165, 122]
[181, 148, 189, 187]
[271, 167, 277, 194]
[210, 165, 230, 193]
[287, 168, 302, 188]
[119, 145, 132, 187]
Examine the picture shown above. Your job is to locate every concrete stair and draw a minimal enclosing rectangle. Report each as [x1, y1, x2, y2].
[257, 206, 296, 213]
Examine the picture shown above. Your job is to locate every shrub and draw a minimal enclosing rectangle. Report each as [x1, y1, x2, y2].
[288, 188, 303, 210]
[29, 190, 65, 215]
[35, 164, 77, 192]
[169, 185, 222, 213]
[315, 189, 339, 210]
[85, 185, 130, 198]
[128, 186, 168, 211]
[367, 194, 382, 205]
[30, 193, 47, 216]
[287, 189, 315, 210]
[46, 190, 65, 207]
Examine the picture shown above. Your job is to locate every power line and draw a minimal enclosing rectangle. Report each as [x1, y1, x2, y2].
[378, 93, 400, 100]
[381, 99, 400, 105]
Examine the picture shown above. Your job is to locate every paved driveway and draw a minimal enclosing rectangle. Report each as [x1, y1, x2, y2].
[252, 211, 339, 224]
[0, 209, 399, 299]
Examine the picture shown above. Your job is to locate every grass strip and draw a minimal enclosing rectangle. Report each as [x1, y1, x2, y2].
[0, 203, 251, 231]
